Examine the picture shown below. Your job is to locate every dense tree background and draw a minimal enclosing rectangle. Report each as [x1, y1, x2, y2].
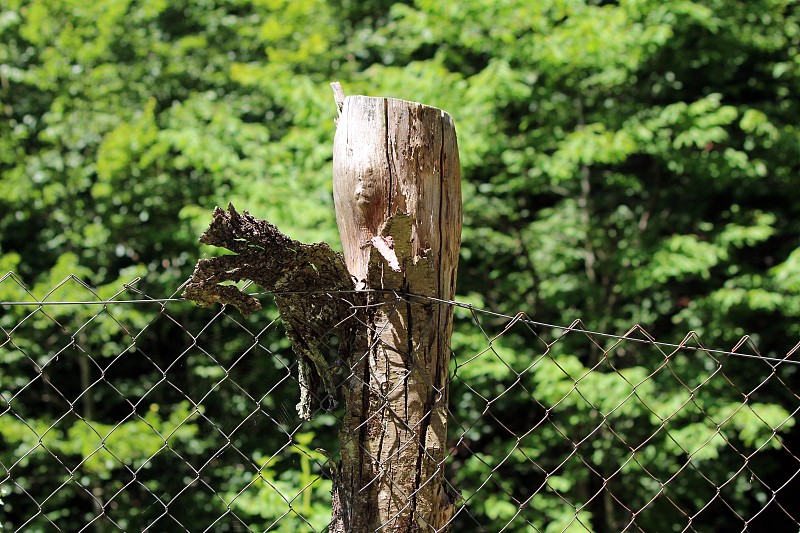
[1, 0, 799, 531]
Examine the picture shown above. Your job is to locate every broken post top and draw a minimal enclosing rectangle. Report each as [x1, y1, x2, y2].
[331, 82, 453, 120]
[331, 84, 462, 301]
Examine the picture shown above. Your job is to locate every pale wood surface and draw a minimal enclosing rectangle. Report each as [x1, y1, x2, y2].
[331, 94, 461, 532]
[333, 95, 461, 293]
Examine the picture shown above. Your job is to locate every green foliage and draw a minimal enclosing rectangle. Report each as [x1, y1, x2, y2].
[229, 433, 333, 532]
[0, 403, 200, 477]
[2, 0, 800, 531]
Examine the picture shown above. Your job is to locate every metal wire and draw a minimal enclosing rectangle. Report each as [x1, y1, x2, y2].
[2, 288, 796, 365]
[0, 273, 798, 532]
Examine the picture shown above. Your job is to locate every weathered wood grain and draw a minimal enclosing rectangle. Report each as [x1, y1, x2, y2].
[331, 94, 461, 532]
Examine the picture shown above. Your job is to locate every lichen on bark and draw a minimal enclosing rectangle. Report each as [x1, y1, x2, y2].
[182, 203, 354, 419]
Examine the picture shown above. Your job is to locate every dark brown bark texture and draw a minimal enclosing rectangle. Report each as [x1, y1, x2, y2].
[182, 204, 354, 419]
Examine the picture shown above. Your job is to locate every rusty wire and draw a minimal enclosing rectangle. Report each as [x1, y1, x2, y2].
[1, 272, 798, 532]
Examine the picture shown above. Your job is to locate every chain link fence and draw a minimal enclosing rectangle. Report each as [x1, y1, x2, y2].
[1, 271, 798, 532]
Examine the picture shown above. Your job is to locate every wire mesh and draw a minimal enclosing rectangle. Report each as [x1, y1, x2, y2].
[1, 271, 798, 532]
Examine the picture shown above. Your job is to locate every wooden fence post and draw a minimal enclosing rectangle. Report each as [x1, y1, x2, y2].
[182, 85, 461, 532]
[330, 88, 462, 531]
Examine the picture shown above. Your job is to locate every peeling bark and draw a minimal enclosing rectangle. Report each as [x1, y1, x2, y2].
[182, 203, 354, 420]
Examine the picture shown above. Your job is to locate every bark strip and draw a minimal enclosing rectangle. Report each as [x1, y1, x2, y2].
[182, 204, 354, 419]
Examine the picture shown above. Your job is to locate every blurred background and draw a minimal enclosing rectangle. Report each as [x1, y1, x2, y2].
[1, 0, 799, 531]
